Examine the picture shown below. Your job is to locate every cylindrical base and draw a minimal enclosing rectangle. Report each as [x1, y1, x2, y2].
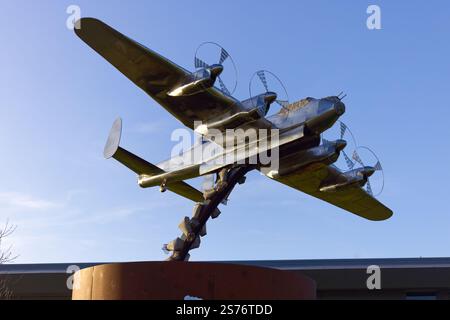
[72, 262, 316, 300]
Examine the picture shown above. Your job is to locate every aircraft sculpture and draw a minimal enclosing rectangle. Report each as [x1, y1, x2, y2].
[75, 18, 393, 261]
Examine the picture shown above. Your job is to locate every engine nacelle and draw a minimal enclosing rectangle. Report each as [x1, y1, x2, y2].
[194, 107, 265, 136]
[265, 140, 346, 178]
[167, 65, 223, 97]
[319, 166, 374, 193]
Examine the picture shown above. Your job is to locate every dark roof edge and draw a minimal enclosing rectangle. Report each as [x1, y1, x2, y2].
[2, 257, 450, 274]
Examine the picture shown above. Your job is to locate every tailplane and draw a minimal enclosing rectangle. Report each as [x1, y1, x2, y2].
[104, 118, 203, 202]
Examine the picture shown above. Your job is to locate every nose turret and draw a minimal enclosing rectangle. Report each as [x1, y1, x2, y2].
[305, 97, 346, 135]
[334, 101, 345, 116]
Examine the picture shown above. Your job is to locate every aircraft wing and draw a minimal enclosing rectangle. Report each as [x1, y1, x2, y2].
[75, 18, 269, 130]
[270, 165, 393, 221]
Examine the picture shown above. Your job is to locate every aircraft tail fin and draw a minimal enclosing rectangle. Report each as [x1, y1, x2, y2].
[104, 118, 203, 202]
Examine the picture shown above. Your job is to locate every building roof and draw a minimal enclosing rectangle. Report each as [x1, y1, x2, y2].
[2, 257, 450, 274]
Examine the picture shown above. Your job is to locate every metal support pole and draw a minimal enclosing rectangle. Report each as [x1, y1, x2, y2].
[165, 166, 254, 261]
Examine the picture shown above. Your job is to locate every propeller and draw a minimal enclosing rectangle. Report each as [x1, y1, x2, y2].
[322, 121, 357, 171]
[249, 70, 290, 115]
[351, 146, 385, 197]
[339, 122, 357, 170]
[194, 42, 237, 96]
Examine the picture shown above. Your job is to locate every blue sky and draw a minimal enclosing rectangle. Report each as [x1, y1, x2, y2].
[1, 1, 450, 263]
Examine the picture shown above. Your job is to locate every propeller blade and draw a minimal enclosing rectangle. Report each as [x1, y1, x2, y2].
[258, 104, 268, 116]
[352, 150, 365, 166]
[352, 146, 384, 197]
[256, 70, 269, 92]
[340, 122, 347, 140]
[195, 57, 209, 69]
[342, 150, 355, 170]
[219, 48, 229, 64]
[322, 138, 331, 145]
[374, 161, 382, 171]
[218, 76, 230, 96]
[366, 180, 373, 196]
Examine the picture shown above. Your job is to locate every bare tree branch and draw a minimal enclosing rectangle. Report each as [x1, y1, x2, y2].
[0, 220, 17, 299]
[0, 220, 17, 264]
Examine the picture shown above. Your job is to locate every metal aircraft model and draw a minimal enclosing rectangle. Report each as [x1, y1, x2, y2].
[75, 18, 393, 261]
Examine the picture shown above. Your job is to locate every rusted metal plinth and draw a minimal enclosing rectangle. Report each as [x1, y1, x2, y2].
[72, 262, 316, 300]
